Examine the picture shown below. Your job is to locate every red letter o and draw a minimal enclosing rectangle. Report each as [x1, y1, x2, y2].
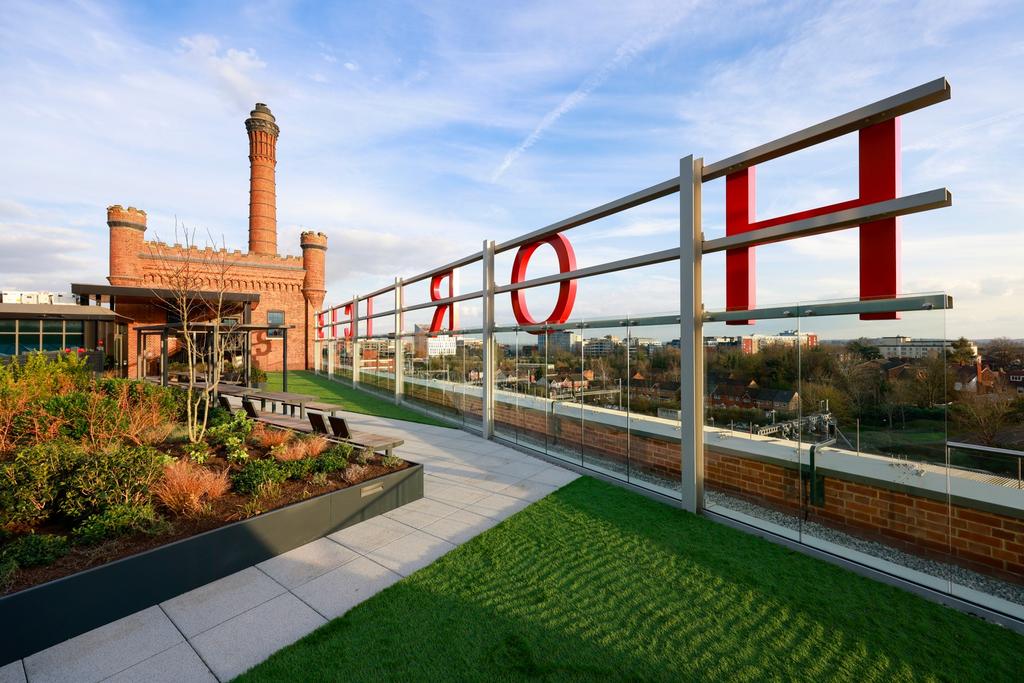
[510, 233, 577, 332]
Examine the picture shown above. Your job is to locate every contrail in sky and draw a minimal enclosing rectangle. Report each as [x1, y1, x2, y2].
[490, 6, 692, 182]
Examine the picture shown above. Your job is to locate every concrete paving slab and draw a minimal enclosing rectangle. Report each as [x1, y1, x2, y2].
[529, 466, 581, 486]
[256, 537, 359, 590]
[465, 492, 532, 521]
[23, 607, 182, 683]
[0, 661, 25, 683]
[329, 515, 418, 555]
[161, 567, 285, 638]
[500, 479, 560, 501]
[292, 556, 403, 619]
[190, 593, 325, 682]
[104, 642, 215, 683]
[422, 509, 497, 545]
[366, 530, 456, 577]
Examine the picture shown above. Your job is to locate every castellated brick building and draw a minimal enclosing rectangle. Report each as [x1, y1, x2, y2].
[102, 103, 327, 375]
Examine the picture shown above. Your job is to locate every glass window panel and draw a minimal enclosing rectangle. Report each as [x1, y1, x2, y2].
[65, 320, 84, 334]
[267, 310, 285, 339]
[0, 336, 14, 356]
[42, 334, 64, 351]
[0, 320, 17, 333]
[64, 333, 84, 349]
[18, 335, 40, 354]
[19, 320, 40, 334]
[43, 320, 63, 332]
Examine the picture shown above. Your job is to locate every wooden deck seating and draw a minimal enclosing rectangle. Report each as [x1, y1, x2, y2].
[304, 413, 404, 458]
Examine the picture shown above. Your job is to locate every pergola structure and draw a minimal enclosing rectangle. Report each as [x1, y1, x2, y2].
[134, 321, 295, 390]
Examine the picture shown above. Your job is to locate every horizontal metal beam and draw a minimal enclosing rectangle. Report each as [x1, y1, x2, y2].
[947, 441, 1024, 458]
[702, 189, 951, 254]
[494, 247, 681, 294]
[359, 284, 395, 301]
[704, 293, 951, 322]
[400, 289, 483, 314]
[702, 77, 951, 181]
[403, 251, 483, 287]
[493, 314, 681, 335]
[494, 177, 680, 254]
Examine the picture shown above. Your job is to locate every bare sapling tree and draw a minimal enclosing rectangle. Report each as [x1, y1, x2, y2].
[149, 223, 236, 443]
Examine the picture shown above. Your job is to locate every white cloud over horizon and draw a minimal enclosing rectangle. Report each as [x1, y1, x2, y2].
[0, 0, 1022, 340]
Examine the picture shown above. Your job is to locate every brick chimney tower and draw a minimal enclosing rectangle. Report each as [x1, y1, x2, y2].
[300, 231, 328, 312]
[245, 103, 280, 255]
[107, 205, 147, 286]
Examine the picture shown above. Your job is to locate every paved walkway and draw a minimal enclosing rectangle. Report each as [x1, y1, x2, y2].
[1, 413, 579, 683]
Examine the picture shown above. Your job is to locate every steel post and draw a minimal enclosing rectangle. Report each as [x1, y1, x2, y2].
[679, 155, 704, 514]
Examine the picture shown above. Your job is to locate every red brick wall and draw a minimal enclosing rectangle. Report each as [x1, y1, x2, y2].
[393, 383, 1024, 584]
[111, 241, 316, 374]
[705, 449, 1024, 584]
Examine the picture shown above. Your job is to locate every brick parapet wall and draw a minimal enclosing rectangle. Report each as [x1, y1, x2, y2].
[373, 373, 1024, 584]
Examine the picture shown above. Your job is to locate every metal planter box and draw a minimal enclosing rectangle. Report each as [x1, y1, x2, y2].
[0, 463, 423, 664]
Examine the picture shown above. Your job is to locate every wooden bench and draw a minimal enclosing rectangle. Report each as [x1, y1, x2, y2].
[308, 413, 404, 458]
[305, 401, 345, 416]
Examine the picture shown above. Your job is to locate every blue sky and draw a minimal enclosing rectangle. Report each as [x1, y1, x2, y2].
[1, 0, 1022, 339]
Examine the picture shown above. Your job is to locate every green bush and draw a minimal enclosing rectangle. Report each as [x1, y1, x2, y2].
[72, 503, 163, 546]
[222, 435, 250, 463]
[1, 532, 69, 566]
[61, 445, 163, 520]
[207, 410, 253, 446]
[314, 443, 352, 474]
[280, 458, 314, 480]
[232, 458, 286, 496]
[184, 440, 211, 464]
[44, 392, 91, 440]
[0, 441, 80, 527]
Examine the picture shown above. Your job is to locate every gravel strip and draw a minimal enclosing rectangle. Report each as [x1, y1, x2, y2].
[705, 489, 1024, 606]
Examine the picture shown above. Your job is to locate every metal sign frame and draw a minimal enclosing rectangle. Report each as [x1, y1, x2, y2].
[316, 77, 952, 513]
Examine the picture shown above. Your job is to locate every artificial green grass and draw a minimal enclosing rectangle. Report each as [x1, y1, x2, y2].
[265, 371, 450, 428]
[236, 477, 1024, 682]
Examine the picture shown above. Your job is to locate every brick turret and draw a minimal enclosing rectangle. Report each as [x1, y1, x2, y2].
[245, 103, 279, 256]
[107, 205, 146, 286]
[300, 231, 328, 311]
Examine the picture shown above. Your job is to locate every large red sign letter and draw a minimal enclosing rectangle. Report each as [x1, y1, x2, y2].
[724, 118, 902, 323]
[429, 271, 459, 333]
[510, 233, 577, 333]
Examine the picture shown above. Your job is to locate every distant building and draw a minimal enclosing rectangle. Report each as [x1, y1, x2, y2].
[628, 336, 663, 357]
[703, 330, 817, 354]
[538, 331, 581, 355]
[875, 336, 976, 360]
[413, 324, 459, 358]
[1007, 372, 1024, 394]
[583, 335, 621, 357]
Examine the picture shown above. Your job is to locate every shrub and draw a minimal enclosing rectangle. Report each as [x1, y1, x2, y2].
[381, 453, 402, 469]
[207, 410, 253, 446]
[140, 421, 175, 446]
[299, 434, 329, 458]
[354, 447, 372, 466]
[271, 440, 307, 462]
[250, 423, 291, 450]
[155, 460, 230, 516]
[223, 435, 250, 463]
[61, 445, 163, 520]
[0, 441, 80, 527]
[184, 440, 211, 464]
[314, 443, 352, 474]
[72, 503, 163, 546]
[0, 557, 16, 590]
[231, 458, 286, 496]
[279, 458, 314, 480]
[1, 533, 69, 567]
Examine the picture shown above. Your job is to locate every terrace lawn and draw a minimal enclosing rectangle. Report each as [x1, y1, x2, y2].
[265, 371, 450, 428]
[236, 477, 1024, 682]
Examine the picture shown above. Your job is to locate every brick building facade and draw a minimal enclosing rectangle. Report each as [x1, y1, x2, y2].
[103, 103, 326, 375]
